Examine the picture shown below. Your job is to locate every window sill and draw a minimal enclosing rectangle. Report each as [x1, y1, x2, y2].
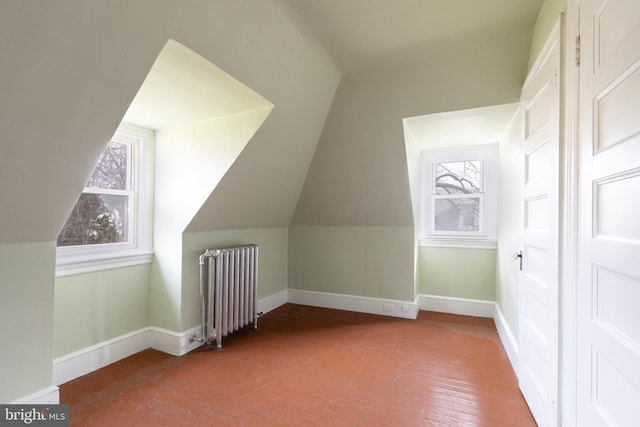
[419, 238, 497, 250]
[56, 250, 153, 277]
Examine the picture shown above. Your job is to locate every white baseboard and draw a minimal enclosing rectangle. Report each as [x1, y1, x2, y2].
[148, 325, 203, 357]
[53, 327, 150, 385]
[417, 294, 495, 318]
[52, 326, 205, 385]
[52, 326, 202, 385]
[179, 291, 288, 345]
[258, 289, 288, 315]
[287, 289, 418, 319]
[494, 304, 519, 375]
[11, 385, 60, 404]
[416, 294, 520, 377]
[53, 291, 519, 388]
[52, 290, 289, 385]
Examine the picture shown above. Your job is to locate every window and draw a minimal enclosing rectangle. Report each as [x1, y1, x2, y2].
[419, 144, 497, 248]
[56, 123, 154, 276]
[57, 141, 132, 247]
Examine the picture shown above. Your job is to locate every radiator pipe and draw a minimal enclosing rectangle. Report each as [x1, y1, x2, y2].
[190, 250, 216, 343]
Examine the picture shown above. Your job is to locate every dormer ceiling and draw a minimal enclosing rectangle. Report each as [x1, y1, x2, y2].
[123, 40, 272, 130]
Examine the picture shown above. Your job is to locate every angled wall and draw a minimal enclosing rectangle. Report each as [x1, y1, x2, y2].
[0, 0, 339, 403]
[0, 0, 167, 403]
[151, 107, 272, 332]
[290, 26, 535, 304]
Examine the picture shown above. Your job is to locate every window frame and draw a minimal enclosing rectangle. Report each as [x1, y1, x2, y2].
[56, 123, 155, 276]
[419, 144, 497, 249]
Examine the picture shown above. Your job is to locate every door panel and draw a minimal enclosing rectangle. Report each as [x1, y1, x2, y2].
[578, 0, 640, 425]
[519, 21, 561, 427]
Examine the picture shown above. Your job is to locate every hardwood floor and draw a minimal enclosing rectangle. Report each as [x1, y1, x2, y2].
[59, 304, 536, 426]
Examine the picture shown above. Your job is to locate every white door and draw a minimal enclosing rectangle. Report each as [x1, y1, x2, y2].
[577, 0, 640, 425]
[519, 20, 561, 427]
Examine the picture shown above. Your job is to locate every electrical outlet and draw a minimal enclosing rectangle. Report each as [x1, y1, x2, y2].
[383, 303, 394, 312]
[401, 305, 410, 312]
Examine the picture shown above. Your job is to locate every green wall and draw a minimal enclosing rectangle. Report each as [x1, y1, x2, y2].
[418, 247, 497, 301]
[0, 242, 55, 403]
[52, 228, 289, 361]
[53, 265, 151, 358]
[288, 226, 415, 302]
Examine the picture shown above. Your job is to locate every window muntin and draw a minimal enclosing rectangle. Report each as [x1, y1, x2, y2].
[57, 141, 134, 247]
[419, 145, 497, 248]
[56, 123, 154, 276]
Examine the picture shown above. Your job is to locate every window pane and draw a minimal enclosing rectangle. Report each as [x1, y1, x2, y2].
[57, 193, 129, 246]
[434, 197, 480, 232]
[435, 161, 481, 195]
[86, 142, 129, 190]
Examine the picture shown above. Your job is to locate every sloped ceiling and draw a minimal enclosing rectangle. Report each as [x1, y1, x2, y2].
[290, 1, 543, 226]
[278, 0, 544, 73]
[0, 0, 341, 244]
[0, 0, 546, 242]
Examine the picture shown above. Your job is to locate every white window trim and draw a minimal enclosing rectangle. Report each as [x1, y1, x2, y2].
[56, 123, 155, 276]
[418, 144, 497, 249]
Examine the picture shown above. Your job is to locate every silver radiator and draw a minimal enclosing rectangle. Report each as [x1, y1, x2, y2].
[193, 244, 259, 348]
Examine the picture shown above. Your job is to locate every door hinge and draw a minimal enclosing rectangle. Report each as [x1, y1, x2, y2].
[574, 35, 581, 67]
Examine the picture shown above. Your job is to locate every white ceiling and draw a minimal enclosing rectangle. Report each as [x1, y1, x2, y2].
[277, 0, 544, 72]
[404, 103, 520, 149]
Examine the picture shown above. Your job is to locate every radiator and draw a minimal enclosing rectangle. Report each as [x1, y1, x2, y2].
[193, 244, 259, 348]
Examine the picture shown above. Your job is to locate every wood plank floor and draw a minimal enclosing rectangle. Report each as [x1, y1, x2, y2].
[59, 304, 536, 426]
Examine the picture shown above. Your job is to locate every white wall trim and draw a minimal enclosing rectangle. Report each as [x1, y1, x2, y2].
[417, 294, 520, 377]
[289, 292, 521, 376]
[258, 288, 288, 315]
[494, 303, 520, 375]
[562, 5, 580, 427]
[56, 251, 153, 277]
[417, 294, 495, 318]
[148, 325, 203, 357]
[419, 239, 497, 249]
[11, 385, 60, 405]
[52, 290, 289, 385]
[52, 326, 203, 385]
[287, 288, 418, 319]
[53, 327, 150, 385]
[51, 291, 522, 389]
